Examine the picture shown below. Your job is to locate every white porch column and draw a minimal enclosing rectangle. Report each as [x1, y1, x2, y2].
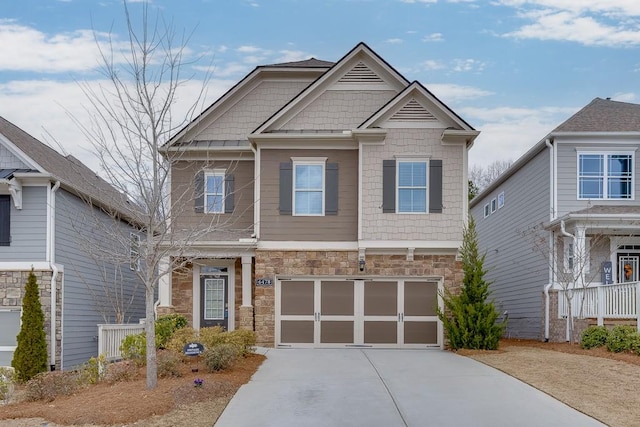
[241, 255, 253, 307]
[158, 256, 172, 307]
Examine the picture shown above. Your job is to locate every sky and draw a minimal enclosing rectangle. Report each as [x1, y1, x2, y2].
[1, 0, 639, 174]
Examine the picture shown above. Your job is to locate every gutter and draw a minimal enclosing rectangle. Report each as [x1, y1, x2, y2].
[49, 180, 60, 370]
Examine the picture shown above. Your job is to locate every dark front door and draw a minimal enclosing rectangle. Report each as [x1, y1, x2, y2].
[200, 276, 228, 329]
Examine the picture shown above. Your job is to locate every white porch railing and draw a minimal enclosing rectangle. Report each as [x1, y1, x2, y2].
[98, 323, 145, 361]
[558, 282, 640, 329]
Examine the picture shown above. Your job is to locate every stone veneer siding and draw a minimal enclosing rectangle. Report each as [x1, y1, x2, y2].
[254, 250, 463, 347]
[0, 269, 62, 370]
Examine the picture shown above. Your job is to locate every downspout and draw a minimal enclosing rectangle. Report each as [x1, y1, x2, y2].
[544, 139, 553, 341]
[560, 220, 574, 342]
[49, 180, 60, 370]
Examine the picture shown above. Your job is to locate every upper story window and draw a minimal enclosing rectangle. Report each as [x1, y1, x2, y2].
[397, 160, 427, 213]
[293, 159, 325, 216]
[578, 152, 634, 200]
[205, 171, 226, 213]
[0, 195, 9, 246]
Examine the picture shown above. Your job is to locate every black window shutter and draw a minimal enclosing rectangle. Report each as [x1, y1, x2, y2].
[279, 162, 292, 215]
[224, 174, 235, 214]
[0, 195, 10, 246]
[194, 170, 204, 213]
[382, 160, 396, 213]
[429, 159, 443, 213]
[325, 163, 339, 215]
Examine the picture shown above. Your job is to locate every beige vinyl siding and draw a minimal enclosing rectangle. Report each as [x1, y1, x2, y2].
[171, 160, 255, 240]
[471, 149, 550, 339]
[361, 128, 464, 242]
[196, 81, 312, 141]
[281, 90, 397, 131]
[555, 140, 640, 217]
[260, 149, 358, 241]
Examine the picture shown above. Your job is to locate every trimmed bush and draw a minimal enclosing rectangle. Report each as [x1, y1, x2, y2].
[165, 327, 198, 353]
[203, 343, 239, 372]
[24, 371, 79, 402]
[12, 269, 48, 383]
[580, 326, 610, 349]
[103, 361, 138, 384]
[157, 350, 182, 378]
[120, 333, 146, 366]
[223, 329, 257, 356]
[155, 314, 188, 349]
[198, 326, 226, 349]
[606, 325, 640, 353]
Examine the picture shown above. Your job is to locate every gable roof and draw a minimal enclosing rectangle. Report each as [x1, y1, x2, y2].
[553, 98, 640, 133]
[252, 42, 410, 134]
[264, 58, 334, 68]
[0, 117, 142, 222]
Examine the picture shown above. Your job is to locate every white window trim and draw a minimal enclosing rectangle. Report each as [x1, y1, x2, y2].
[203, 278, 225, 320]
[497, 192, 504, 209]
[490, 198, 497, 213]
[563, 236, 591, 275]
[292, 158, 326, 217]
[129, 232, 140, 271]
[204, 170, 226, 214]
[577, 151, 635, 200]
[396, 158, 428, 214]
[483, 203, 490, 218]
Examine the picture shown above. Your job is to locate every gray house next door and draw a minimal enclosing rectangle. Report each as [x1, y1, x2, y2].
[200, 276, 228, 330]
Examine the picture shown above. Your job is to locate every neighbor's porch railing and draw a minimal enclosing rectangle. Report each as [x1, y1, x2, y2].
[558, 282, 640, 329]
[98, 323, 145, 361]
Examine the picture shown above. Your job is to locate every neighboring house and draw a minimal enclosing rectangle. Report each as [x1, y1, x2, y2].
[470, 98, 640, 342]
[0, 117, 146, 370]
[157, 42, 479, 348]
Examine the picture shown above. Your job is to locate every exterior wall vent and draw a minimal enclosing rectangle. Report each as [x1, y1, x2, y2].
[389, 98, 436, 121]
[339, 61, 384, 83]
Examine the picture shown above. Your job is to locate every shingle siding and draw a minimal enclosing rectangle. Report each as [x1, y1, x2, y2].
[0, 145, 27, 169]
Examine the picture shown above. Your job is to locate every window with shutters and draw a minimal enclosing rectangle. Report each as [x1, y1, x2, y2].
[383, 158, 441, 214]
[397, 159, 427, 213]
[205, 171, 225, 213]
[0, 195, 10, 246]
[292, 158, 326, 216]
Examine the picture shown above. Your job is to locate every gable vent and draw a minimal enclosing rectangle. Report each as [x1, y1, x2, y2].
[339, 61, 384, 83]
[389, 98, 437, 121]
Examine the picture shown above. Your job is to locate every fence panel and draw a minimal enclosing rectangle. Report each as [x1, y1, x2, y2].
[98, 324, 145, 361]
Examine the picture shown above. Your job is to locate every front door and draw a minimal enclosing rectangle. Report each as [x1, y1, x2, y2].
[200, 276, 228, 329]
[618, 255, 639, 283]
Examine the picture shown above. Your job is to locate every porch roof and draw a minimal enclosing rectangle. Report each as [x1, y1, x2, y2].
[547, 205, 640, 230]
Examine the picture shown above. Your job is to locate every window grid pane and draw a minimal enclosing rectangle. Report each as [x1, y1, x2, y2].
[294, 164, 324, 215]
[579, 154, 633, 199]
[204, 279, 224, 319]
[205, 174, 225, 213]
[398, 161, 427, 213]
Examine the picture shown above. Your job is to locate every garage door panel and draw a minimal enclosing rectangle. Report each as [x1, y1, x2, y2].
[321, 281, 354, 315]
[281, 281, 314, 316]
[404, 321, 438, 344]
[364, 321, 397, 344]
[404, 281, 438, 316]
[281, 320, 314, 344]
[320, 321, 354, 344]
[364, 281, 397, 316]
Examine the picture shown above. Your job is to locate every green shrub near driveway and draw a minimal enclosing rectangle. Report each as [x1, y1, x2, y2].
[580, 326, 610, 349]
[606, 325, 640, 353]
[203, 343, 240, 372]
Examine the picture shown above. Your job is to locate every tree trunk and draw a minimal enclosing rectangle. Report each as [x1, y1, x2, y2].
[145, 286, 157, 389]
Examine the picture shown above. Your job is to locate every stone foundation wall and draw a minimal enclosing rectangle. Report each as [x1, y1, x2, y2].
[253, 250, 463, 347]
[0, 269, 62, 370]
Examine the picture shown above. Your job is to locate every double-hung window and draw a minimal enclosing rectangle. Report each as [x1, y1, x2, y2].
[578, 152, 633, 199]
[293, 159, 325, 216]
[397, 160, 427, 213]
[205, 171, 225, 213]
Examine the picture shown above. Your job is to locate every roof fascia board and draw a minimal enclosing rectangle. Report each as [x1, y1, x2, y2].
[253, 43, 410, 134]
[0, 133, 45, 172]
[249, 132, 358, 149]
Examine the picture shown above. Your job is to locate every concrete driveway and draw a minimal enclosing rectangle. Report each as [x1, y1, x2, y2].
[215, 348, 604, 427]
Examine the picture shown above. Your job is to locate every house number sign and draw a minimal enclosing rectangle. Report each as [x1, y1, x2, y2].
[256, 278, 273, 287]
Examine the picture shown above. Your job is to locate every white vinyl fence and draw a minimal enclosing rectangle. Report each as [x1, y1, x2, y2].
[558, 282, 640, 330]
[98, 323, 145, 361]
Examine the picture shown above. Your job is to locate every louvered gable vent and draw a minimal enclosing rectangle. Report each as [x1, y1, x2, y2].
[339, 61, 384, 83]
[389, 98, 436, 122]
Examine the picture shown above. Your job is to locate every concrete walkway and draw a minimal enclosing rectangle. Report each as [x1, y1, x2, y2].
[215, 348, 604, 427]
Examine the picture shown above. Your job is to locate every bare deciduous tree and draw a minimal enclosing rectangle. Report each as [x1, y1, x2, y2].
[469, 159, 513, 192]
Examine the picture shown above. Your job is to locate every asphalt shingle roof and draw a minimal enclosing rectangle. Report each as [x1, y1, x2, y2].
[553, 97, 640, 133]
[264, 58, 334, 68]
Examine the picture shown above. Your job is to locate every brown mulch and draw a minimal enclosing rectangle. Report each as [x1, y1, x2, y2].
[0, 353, 265, 427]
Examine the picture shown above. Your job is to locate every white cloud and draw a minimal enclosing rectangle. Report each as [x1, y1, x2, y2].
[384, 38, 404, 44]
[236, 45, 265, 54]
[422, 60, 446, 71]
[422, 33, 444, 42]
[612, 92, 638, 102]
[426, 83, 493, 102]
[274, 50, 312, 63]
[452, 58, 487, 72]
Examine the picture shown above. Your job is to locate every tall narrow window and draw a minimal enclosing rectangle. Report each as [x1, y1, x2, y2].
[293, 161, 325, 216]
[397, 161, 427, 213]
[205, 171, 225, 213]
[204, 278, 225, 319]
[578, 152, 633, 199]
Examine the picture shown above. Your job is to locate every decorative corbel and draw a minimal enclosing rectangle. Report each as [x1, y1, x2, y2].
[406, 247, 415, 262]
[8, 178, 22, 210]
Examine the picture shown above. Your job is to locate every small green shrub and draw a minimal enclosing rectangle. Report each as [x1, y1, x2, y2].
[120, 333, 146, 366]
[77, 354, 107, 385]
[198, 326, 226, 349]
[0, 367, 15, 401]
[103, 361, 138, 384]
[606, 325, 640, 353]
[155, 314, 189, 349]
[580, 326, 610, 349]
[157, 350, 183, 378]
[203, 344, 239, 372]
[24, 371, 79, 402]
[165, 327, 198, 353]
[223, 329, 257, 356]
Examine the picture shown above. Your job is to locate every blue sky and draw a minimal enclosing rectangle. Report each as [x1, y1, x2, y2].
[1, 0, 639, 172]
